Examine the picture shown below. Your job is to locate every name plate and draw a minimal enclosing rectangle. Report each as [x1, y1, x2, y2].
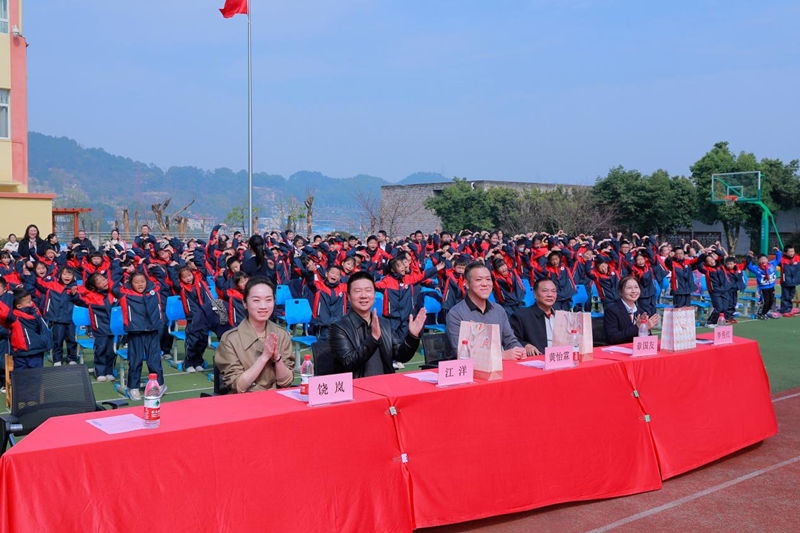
[714, 326, 733, 345]
[632, 335, 659, 357]
[438, 359, 473, 387]
[308, 373, 353, 406]
[545, 345, 575, 370]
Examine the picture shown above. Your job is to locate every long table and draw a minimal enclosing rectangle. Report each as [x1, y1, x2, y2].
[0, 337, 777, 532]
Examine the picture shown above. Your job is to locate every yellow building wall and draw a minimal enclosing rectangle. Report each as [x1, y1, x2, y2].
[0, 196, 53, 237]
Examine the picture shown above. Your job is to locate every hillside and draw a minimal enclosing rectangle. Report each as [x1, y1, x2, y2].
[27, 132, 448, 229]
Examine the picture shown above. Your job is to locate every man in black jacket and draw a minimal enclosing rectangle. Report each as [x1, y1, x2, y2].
[329, 271, 427, 378]
[509, 278, 558, 356]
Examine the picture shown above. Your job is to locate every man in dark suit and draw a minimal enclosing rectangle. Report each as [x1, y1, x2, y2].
[510, 278, 558, 357]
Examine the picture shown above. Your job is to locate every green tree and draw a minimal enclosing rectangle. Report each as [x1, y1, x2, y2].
[593, 166, 695, 235]
[224, 198, 258, 232]
[423, 178, 493, 233]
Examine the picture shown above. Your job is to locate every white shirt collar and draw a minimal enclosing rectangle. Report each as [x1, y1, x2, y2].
[622, 300, 637, 315]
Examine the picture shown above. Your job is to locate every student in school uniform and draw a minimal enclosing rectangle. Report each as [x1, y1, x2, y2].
[778, 245, 800, 316]
[28, 266, 80, 365]
[0, 287, 53, 370]
[169, 264, 215, 373]
[747, 248, 782, 319]
[303, 263, 348, 342]
[489, 256, 526, 317]
[696, 249, 731, 326]
[111, 269, 166, 400]
[72, 273, 118, 382]
[722, 256, 744, 323]
[589, 255, 621, 307]
[629, 249, 658, 317]
[663, 246, 702, 308]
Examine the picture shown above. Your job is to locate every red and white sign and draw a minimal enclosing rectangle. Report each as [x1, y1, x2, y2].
[545, 345, 575, 371]
[714, 326, 734, 346]
[632, 335, 659, 357]
[438, 359, 473, 387]
[308, 373, 353, 407]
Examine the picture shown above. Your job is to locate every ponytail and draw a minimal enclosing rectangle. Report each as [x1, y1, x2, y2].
[249, 234, 266, 268]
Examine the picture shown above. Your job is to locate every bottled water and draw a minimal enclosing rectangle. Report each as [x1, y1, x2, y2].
[458, 340, 471, 360]
[143, 374, 161, 429]
[571, 329, 580, 364]
[638, 318, 649, 337]
[717, 315, 726, 326]
[300, 354, 314, 401]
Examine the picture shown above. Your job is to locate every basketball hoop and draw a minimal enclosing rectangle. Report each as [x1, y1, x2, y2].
[722, 195, 739, 207]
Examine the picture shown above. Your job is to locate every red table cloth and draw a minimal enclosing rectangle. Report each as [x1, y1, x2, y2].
[0, 389, 413, 533]
[594, 335, 778, 479]
[354, 357, 663, 529]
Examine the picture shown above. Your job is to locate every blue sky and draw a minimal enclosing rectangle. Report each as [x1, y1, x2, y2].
[25, 0, 800, 184]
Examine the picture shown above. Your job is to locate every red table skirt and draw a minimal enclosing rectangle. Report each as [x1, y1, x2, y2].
[354, 358, 662, 529]
[594, 335, 778, 479]
[0, 337, 776, 532]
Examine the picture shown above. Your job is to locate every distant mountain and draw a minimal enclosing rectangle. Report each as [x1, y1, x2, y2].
[27, 132, 446, 229]
[398, 172, 449, 185]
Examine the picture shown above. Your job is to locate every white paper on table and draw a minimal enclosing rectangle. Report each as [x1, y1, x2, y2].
[276, 389, 306, 402]
[86, 414, 152, 435]
[602, 346, 634, 355]
[696, 339, 714, 345]
[404, 371, 439, 384]
[518, 360, 546, 369]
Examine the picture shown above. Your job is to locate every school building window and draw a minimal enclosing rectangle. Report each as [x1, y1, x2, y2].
[0, 0, 8, 35]
[0, 90, 9, 139]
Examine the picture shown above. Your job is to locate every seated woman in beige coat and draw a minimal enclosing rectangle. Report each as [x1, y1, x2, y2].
[215, 277, 295, 393]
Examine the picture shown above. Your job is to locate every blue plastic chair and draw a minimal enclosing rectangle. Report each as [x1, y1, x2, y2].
[72, 306, 93, 364]
[166, 295, 187, 370]
[423, 295, 446, 333]
[488, 292, 496, 303]
[521, 279, 531, 294]
[284, 299, 317, 371]
[522, 289, 535, 308]
[571, 285, 589, 309]
[372, 292, 384, 314]
[109, 307, 129, 396]
[276, 285, 292, 306]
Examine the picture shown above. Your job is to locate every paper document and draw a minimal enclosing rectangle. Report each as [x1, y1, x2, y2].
[86, 414, 152, 435]
[404, 371, 439, 384]
[602, 346, 634, 355]
[276, 389, 306, 402]
[518, 360, 546, 369]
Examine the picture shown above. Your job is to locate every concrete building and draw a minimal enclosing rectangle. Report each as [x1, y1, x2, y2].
[0, 0, 54, 238]
[380, 180, 588, 238]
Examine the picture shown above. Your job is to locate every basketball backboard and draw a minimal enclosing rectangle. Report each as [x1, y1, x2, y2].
[711, 171, 761, 203]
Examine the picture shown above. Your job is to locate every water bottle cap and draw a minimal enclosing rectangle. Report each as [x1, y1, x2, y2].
[148, 373, 157, 380]
[461, 340, 468, 344]
[304, 354, 311, 360]
[571, 329, 578, 333]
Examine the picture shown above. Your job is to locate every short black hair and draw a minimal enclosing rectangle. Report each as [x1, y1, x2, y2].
[724, 256, 736, 263]
[232, 271, 250, 286]
[367, 235, 378, 243]
[226, 256, 241, 268]
[533, 277, 556, 292]
[13, 287, 30, 307]
[491, 257, 506, 270]
[454, 255, 470, 267]
[346, 270, 375, 294]
[327, 264, 341, 272]
[464, 261, 489, 282]
[785, 245, 795, 252]
[243, 276, 276, 301]
[378, 230, 387, 237]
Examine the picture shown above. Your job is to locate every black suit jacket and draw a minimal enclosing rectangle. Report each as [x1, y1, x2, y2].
[509, 305, 549, 354]
[603, 301, 645, 346]
[329, 310, 420, 379]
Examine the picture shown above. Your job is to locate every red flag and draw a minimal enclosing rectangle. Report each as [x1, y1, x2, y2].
[219, 0, 248, 18]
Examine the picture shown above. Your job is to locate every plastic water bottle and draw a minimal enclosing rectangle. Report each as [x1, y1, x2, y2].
[300, 354, 314, 401]
[458, 340, 471, 360]
[638, 317, 650, 337]
[717, 315, 726, 326]
[571, 329, 580, 364]
[143, 374, 161, 428]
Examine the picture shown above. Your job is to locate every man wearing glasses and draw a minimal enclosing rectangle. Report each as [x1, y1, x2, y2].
[509, 278, 558, 357]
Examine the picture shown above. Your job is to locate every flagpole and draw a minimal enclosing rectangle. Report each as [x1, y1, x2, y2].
[246, 1, 253, 237]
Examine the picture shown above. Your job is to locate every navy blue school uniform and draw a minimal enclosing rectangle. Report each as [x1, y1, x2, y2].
[491, 269, 526, 317]
[629, 258, 658, 317]
[112, 276, 164, 389]
[441, 270, 467, 313]
[724, 263, 745, 318]
[779, 254, 800, 313]
[697, 256, 731, 323]
[0, 302, 53, 370]
[169, 269, 214, 371]
[0, 292, 12, 370]
[32, 275, 78, 364]
[72, 288, 117, 378]
[376, 267, 438, 339]
[305, 272, 348, 342]
[220, 287, 246, 328]
[535, 259, 577, 311]
[664, 256, 702, 308]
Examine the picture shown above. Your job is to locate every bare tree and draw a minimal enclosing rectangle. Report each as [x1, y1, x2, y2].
[379, 192, 423, 239]
[304, 187, 316, 238]
[354, 189, 380, 235]
[151, 197, 196, 233]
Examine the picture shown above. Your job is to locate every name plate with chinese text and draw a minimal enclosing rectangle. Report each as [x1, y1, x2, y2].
[714, 326, 733, 345]
[308, 373, 353, 406]
[438, 359, 473, 387]
[632, 336, 659, 357]
[545, 346, 575, 371]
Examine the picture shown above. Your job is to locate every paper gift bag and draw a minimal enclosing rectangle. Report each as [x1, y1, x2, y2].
[553, 310, 594, 360]
[660, 306, 696, 352]
[458, 321, 503, 381]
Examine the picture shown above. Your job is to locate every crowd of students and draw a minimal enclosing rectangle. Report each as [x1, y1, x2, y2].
[0, 222, 798, 396]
